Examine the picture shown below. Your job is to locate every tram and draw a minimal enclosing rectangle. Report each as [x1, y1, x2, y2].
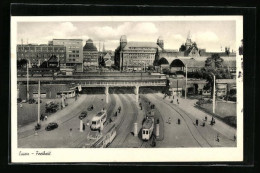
[91, 124, 116, 148]
[90, 110, 107, 130]
[142, 115, 155, 141]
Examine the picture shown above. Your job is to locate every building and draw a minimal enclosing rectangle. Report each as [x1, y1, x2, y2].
[103, 53, 112, 67]
[83, 39, 99, 70]
[16, 44, 66, 68]
[52, 39, 83, 72]
[114, 35, 162, 71]
[156, 32, 236, 73]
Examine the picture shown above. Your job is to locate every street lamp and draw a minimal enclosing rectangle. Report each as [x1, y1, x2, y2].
[209, 72, 216, 114]
[185, 64, 188, 99]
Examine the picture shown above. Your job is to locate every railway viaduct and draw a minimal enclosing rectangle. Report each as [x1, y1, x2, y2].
[17, 75, 167, 103]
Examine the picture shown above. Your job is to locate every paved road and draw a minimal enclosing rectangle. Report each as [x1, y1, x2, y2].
[18, 93, 236, 148]
[18, 94, 114, 148]
[144, 94, 236, 147]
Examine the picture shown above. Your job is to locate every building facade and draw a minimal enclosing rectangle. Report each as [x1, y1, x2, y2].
[16, 44, 66, 67]
[115, 35, 162, 71]
[52, 39, 83, 72]
[83, 39, 99, 70]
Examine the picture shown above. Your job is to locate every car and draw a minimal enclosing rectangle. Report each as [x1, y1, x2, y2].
[79, 111, 88, 120]
[87, 105, 94, 111]
[45, 122, 58, 131]
[35, 100, 42, 104]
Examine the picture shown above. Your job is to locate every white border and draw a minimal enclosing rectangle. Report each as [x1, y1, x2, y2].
[11, 16, 243, 163]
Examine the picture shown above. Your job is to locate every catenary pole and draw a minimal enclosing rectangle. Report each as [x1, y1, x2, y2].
[27, 62, 29, 101]
[185, 65, 187, 99]
[38, 80, 41, 124]
[213, 75, 216, 114]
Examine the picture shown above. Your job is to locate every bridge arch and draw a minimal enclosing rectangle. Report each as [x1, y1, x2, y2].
[170, 59, 185, 68]
[158, 57, 169, 66]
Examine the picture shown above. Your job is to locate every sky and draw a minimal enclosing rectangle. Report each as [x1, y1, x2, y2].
[17, 21, 237, 52]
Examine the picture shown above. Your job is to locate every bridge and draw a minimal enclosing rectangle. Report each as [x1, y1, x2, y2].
[17, 75, 167, 103]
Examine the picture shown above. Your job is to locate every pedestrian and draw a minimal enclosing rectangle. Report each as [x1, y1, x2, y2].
[173, 95, 174, 100]
[205, 116, 207, 121]
[168, 117, 171, 124]
[196, 119, 198, 126]
[83, 123, 85, 131]
[44, 115, 48, 121]
[115, 111, 117, 117]
[40, 114, 44, 121]
[140, 105, 142, 110]
[202, 122, 205, 127]
[234, 135, 236, 141]
[216, 134, 220, 142]
[69, 128, 72, 137]
[178, 118, 181, 125]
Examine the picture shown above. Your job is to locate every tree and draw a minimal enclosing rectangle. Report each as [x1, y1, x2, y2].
[205, 54, 224, 69]
[17, 59, 28, 69]
[179, 44, 186, 51]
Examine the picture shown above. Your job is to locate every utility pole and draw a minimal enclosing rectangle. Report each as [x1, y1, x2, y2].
[177, 79, 178, 97]
[38, 80, 41, 124]
[185, 65, 187, 99]
[213, 75, 216, 114]
[27, 62, 29, 101]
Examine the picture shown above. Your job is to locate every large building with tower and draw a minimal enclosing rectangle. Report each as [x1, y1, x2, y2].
[114, 35, 163, 71]
[115, 33, 236, 73]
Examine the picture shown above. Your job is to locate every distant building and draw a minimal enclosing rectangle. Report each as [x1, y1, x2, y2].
[52, 39, 83, 72]
[114, 35, 162, 71]
[103, 53, 112, 67]
[16, 44, 66, 68]
[83, 39, 99, 70]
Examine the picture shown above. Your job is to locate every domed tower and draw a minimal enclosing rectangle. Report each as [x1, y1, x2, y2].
[157, 36, 164, 49]
[83, 39, 98, 51]
[120, 35, 127, 49]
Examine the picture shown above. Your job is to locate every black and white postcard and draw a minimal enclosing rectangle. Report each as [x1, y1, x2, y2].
[10, 16, 243, 163]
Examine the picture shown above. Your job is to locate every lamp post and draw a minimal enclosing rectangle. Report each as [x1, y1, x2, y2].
[185, 64, 188, 99]
[37, 80, 41, 124]
[209, 72, 216, 114]
[27, 62, 29, 101]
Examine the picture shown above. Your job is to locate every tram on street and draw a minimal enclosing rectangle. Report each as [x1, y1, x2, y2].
[142, 115, 155, 141]
[90, 110, 107, 130]
[91, 124, 116, 148]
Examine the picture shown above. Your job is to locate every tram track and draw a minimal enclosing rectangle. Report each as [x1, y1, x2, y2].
[18, 95, 97, 140]
[149, 94, 212, 147]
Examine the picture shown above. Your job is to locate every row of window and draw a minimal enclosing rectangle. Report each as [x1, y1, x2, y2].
[18, 54, 65, 58]
[69, 54, 80, 57]
[68, 50, 80, 53]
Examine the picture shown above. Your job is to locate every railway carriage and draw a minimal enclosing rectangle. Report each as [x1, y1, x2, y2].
[142, 115, 155, 141]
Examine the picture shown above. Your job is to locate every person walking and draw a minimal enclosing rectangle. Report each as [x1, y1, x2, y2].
[69, 128, 72, 137]
[196, 119, 199, 126]
[44, 115, 48, 121]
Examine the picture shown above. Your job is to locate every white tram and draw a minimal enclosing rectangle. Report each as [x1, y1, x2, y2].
[90, 110, 107, 130]
[91, 124, 116, 148]
[142, 115, 155, 141]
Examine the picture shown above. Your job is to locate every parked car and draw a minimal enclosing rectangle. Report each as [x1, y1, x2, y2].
[87, 105, 94, 111]
[79, 111, 88, 120]
[28, 99, 35, 104]
[35, 100, 42, 104]
[45, 122, 58, 131]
